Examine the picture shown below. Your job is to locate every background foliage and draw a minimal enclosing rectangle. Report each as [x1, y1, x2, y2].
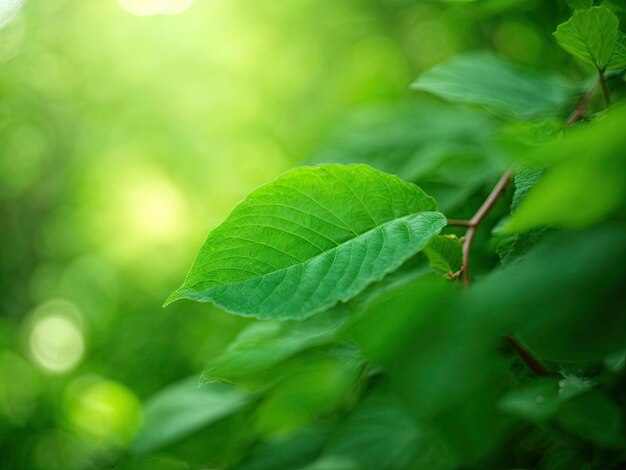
[0, 0, 624, 469]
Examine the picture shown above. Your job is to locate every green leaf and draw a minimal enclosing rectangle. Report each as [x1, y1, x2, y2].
[606, 41, 626, 71]
[410, 52, 576, 120]
[566, 0, 593, 9]
[556, 391, 625, 448]
[199, 306, 351, 385]
[554, 6, 623, 70]
[423, 235, 463, 275]
[322, 394, 455, 470]
[166, 164, 446, 320]
[253, 352, 361, 436]
[235, 426, 331, 470]
[498, 379, 563, 423]
[503, 105, 626, 233]
[131, 377, 250, 455]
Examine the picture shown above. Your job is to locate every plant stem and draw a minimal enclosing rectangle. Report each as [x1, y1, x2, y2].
[449, 171, 549, 376]
[506, 336, 548, 376]
[565, 80, 597, 126]
[598, 68, 611, 108]
[460, 170, 511, 285]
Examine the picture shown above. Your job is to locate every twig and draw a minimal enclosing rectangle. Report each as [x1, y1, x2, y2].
[460, 171, 511, 285]
[506, 336, 548, 376]
[565, 81, 597, 126]
[448, 171, 549, 376]
[446, 219, 472, 227]
[598, 68, 611, 108]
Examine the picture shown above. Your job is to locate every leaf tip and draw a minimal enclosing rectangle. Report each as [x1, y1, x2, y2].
[163, 290, 183, 308]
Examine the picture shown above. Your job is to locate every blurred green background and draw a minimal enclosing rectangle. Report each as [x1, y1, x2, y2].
[0, 0, 582, 468]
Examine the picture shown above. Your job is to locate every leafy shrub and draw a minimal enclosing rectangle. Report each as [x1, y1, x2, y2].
[133, 2, 626, 469]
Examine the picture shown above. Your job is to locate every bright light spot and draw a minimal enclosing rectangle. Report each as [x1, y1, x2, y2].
[117, 0, 194, 16]
[29, 301, 84, 374]
[0, 0, 25, 29]
[125, 177, 186, 242]
[66, 376, 142, 447]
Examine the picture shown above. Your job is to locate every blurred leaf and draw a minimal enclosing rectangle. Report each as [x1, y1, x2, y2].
[166, 164, 446, 320]
[346, 275, 454, 365]
[423, 235, 463, 275]
[131, 377, 250, 455]
[323, 393, 456, 470]
[200, 306, 351, 385]
[504, 105, 626, 233]
[567, 0, 593, 9]
[235, 426, 331, 470]
[309, 102, 500, 186]
[299, 456, 360, 470]
[471, 226, 626, 362]
[411, 52, 576, 119]
[554, 6, 625, 70]
[253, 352, 361, 437]
[556, 391, 625, 448]
[498, 378, 563, 423]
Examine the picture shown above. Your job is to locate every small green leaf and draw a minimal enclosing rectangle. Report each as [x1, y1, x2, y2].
[554, 6, 623, 70]
[131, 378, 250, 455]
[423, 235, 463, 275]
[166, 164, 446, 320]
[411, 52, 576, 119]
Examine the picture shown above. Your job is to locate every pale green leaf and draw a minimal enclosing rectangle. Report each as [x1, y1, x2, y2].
[411, 52, 576, 119]
[554, 6, 623, 70]
[166, 164, 446, 320]
[131, 378, 250, 455]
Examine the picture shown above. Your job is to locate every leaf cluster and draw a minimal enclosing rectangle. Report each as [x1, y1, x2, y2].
[130, 2, 626, 469]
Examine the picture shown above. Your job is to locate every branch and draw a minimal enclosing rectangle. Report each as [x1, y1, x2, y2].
[460, 171, 511, 285]
[505, 336, 548, 376]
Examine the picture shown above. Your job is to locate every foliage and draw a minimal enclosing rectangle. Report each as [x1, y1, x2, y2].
[1, 1, 625, 469]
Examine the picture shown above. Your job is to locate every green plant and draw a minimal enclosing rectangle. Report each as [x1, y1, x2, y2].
[134, 3, 626, 469]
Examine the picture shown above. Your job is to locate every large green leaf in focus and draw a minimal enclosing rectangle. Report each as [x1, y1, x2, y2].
[554, 6, 626, 71]
[166, 164, 446, 320]
[132, 377, 250, 455]
[411, 52, 576, 119]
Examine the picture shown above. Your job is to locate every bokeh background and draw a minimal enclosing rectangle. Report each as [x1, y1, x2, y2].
[0, 0, 582, 468]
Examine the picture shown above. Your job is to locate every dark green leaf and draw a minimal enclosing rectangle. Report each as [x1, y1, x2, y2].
[566, 0, 593, 9]
[166, 164, 446, 320]
[323, 393, 456, 470]
[557, 391, 625, 448]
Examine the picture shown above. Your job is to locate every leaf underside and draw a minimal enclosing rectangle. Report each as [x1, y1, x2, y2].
[166, 164, 446, 320]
